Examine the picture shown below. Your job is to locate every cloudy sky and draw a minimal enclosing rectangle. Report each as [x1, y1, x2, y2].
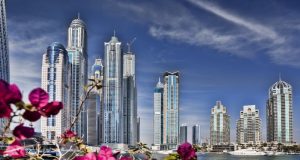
[6, 0, 300, 145]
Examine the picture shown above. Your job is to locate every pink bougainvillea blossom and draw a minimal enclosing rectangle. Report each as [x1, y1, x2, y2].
[3, 140, 26, 158]
[13, 123, 34, 140]
[29, 88, 49, 109]
[22, 110, 41, 122]
[177, 142, 197, 160]
[39, 101, 63, 117]
[62, 130, 77, 139]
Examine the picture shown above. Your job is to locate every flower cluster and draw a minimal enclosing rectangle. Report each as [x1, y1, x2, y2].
[165, 142, 197, 160]
[0, 80, 63, 158]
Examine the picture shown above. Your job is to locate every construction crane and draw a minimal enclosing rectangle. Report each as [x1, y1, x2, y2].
[127, 37, 136, 53]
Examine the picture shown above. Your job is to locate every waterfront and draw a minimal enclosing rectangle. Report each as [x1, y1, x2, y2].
[153, 153, 300, 160]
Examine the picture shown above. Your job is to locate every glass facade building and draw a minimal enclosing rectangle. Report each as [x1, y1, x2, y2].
[87, 59, 103, 145]
[103, 35, 122, 143]
[41, 42, 70, 143]
[67, 16, 88, 140]
[210, 101, 230, 145]
[267, 79, 293, 144]
[163, 71, 180, 149]
[192, 124, 201, 145]
[0, 0, 9, 82]
[153, 78, 164, 145]
[236, 105, 261, 145]
[122, 51, 138, 146]
[179, 124, 188, 144]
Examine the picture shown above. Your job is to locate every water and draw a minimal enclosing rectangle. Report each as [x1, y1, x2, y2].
[153, 153, 300, 160]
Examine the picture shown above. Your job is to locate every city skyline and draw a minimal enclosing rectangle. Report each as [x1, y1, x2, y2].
[5, 0, 300, 146]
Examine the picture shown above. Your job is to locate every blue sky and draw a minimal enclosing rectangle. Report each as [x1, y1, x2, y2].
[6, 0, 300, 145]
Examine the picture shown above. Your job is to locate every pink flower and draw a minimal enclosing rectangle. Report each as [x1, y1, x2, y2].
[13, 123, 34, 140]
[22, 110, 41, 122]
[62, 130, 77, 139]
[97, 146, 116, 160]
[39, 101, 63, 117]
[5, 84, 22, 104]
[28, 88, 63, 117]
[0, 80, 22, 118]
[177, 142, 197, 160]
[74, 152, 97, 160]
[29, 88, 49, 109]
[3, 140, 26, 158]
[0, 80, 10, 97]
[0, 100, 12, 118]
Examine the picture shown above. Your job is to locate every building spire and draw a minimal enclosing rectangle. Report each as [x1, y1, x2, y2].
[77, 12, 80, 19]
[279, 72, 282, 81]
[113, 29, 116, 37]
[127, 37, 136, 53]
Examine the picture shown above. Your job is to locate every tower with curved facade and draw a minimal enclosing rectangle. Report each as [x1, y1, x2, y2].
[41, 42, 70, 143]
[267, 79, 293, 144]
[67, 15, 88, 139]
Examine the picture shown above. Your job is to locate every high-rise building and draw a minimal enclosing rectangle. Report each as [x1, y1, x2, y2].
[179, 124, 188, 144]
[137, 116, 140, 143]
[103, 34, 122, 143]
[0, 0, 9, 82]
[66, 15, 88, 139]
[153, 78, 164, 145]
[236, 105, 261, 145]
[210, 101, 230, 145]
[122, 47, 137, 146]
[41, 42, 70, 143]
[267, 78, 293, 144]
[192, 124, 201, 145]
[86, 59, 103, 146]
[163, 71, 180, 149]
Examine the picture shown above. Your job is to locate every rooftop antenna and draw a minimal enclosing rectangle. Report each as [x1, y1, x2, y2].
[78, 12, 80, 19]
[158, 77, 161, 83]
[127, 37, 136, 53]
[113, 30, 116, 37]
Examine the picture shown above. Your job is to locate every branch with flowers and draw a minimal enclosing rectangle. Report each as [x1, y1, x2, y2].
[0, 78, 198, 160]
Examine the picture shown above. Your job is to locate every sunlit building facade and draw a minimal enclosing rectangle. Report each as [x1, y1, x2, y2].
[153, 78, 164, 145]
[163, 71, 180, 149]
[103, 35, 122, 143]
[267, 79, 293, 144]
[41, 42, 70, 143]
[210, 101, 230, 145]
[67, 15, 88, 139]
[236, 105, 261, 145]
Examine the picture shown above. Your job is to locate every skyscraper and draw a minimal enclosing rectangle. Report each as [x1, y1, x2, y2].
[41, 42, 70, 143]
[267, 78, 293, 144]
[192, 124, 201, 145]
[66, 15, 88, 139]
[236, 105, 261, 145]
[103, 34, 122, 143]
[163, 71, 180, 149]
[0, 0, 9, 82]
[153, 78, 164, 146]
[137, 116, 140, 143]
[86, 59, 103, 146]
[122, 46, 137, 146]
[179, 124, 188, 144]
[210, 101, 230, 145]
